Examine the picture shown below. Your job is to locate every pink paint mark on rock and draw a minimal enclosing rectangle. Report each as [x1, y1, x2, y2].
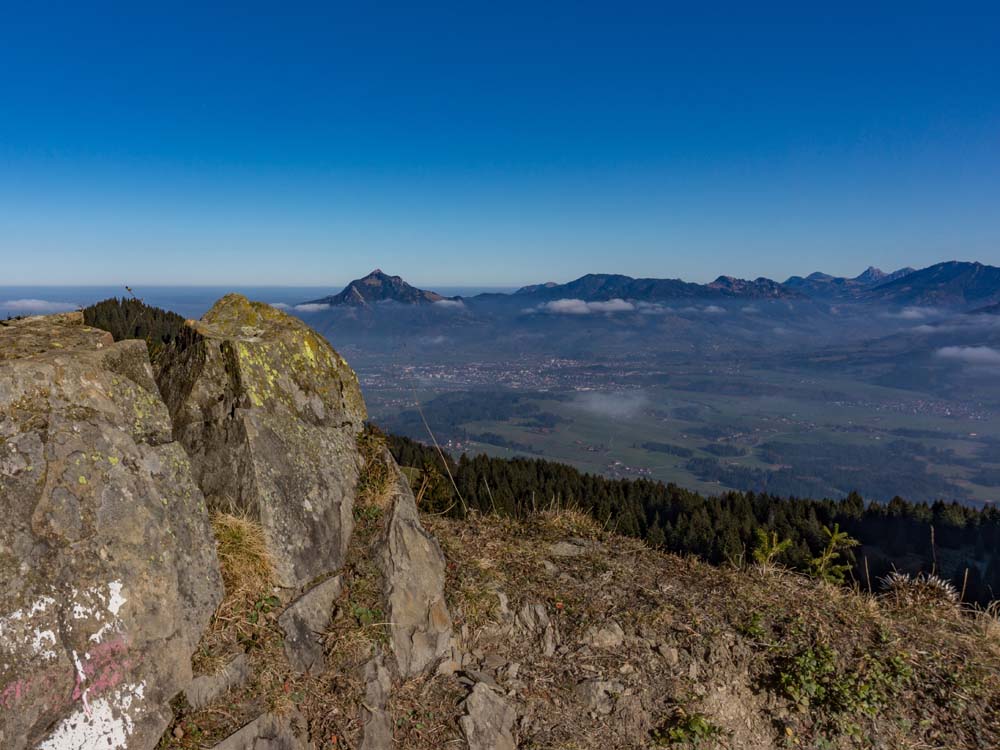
[0, 635, 138, 714]
[1, 679, 32, 709]
[71, 636, 134, 704]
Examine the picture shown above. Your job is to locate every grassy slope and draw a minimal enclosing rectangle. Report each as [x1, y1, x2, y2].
[427, 510, 1000, 749]
[159, 502, 1000, 750]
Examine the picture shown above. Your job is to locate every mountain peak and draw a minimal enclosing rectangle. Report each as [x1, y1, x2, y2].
[303, 270, 454, 307]
[854, 266, 887, 284]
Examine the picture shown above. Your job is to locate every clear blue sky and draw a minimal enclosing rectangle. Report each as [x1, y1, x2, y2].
[2, 1, 998, 287]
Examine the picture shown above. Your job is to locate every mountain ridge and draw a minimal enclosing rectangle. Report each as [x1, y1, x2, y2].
[303, 261, 998, 310]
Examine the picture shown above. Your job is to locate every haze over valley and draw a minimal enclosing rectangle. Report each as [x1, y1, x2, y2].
[8, 260, 999, 505]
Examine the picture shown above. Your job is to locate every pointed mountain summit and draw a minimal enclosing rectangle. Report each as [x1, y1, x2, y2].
[854, 266, 887, 284]
[304, 270, 457, 307]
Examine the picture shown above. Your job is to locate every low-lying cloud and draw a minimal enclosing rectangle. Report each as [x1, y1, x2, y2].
[534, 298, 635, 315]
[572, 391, 649, 419]
[680, 304, 726, 315]
[433, 299, 465, 310]
[293, 303, 330, 313]
[889, 306, 943, 320]
[936, 346, 1000, 366]
[2, 298, 79, 313]
[637, 301, 671, 315]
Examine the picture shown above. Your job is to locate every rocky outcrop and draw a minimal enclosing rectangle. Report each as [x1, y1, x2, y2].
[358, 654, 392, 750]
[459, 683, 516, 750]
[376, 455, 452, 678]
[0, 313, 223, 750]
[279, 575, 342, 674]
[208, 712, 309, 750]
[156, 294, 367, 589]
[184, 654, 250, 711]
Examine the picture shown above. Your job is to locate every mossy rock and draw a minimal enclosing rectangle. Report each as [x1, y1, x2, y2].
[157, 294, 367, 588]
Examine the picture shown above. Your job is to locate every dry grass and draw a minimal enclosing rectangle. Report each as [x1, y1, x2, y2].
[162, 492, 1000, 750]
[164, 507, 367, 750]
[212, 512, 277, 615]
[422, 510, 1000, 750]
[356, 428, 395, 509]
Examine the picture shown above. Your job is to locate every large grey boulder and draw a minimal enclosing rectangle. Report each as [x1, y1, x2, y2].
[156, 294, 367, 589]
[376, 456, 453, 679]
[0, 313, 223, 750]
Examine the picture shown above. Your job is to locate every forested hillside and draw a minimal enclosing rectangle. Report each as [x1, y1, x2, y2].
[386, 430, 1000, 605]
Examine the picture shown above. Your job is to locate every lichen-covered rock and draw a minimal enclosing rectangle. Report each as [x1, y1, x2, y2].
[377, 455, 452, 678]
[156, 294, 367, 588]
[0, 313, 223, 750]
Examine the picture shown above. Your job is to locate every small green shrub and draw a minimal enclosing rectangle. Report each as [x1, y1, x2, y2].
[652, 708, 723, 746]
[774, 638, 912, 734]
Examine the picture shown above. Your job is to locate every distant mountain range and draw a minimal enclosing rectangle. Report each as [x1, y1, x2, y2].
[508, 273, 798, 302]
[862, 261, 1000, 307]
[303, 261, 1000, 310]
[783, 266, 916, 299]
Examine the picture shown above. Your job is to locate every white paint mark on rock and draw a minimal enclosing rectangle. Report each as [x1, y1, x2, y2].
[35, 681, 145, 750]
[30, 628, 58, 661]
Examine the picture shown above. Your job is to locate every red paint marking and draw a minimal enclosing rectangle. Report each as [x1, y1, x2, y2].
[71, 637, 132, 702]
[1, 679, 31, 708]
[1, 635, 141, 712]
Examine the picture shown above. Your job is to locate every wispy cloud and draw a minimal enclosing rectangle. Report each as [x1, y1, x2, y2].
[679, 304, 726, 315]
[293, 303, 330, 312]
[2, 298, 79, 313]
[637, 301, 671, 315]
[572, 391, 649, 419]
[888, 306, 943, 320]
[936, 346, 1000, 366]
[270, 302, 291, 309]
[532, 298, 635, 315]
[433, 299, 465, 310]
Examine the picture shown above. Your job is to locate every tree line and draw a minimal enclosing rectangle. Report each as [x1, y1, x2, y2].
[82, 297, 189, 360]
[386, 430, 1000, 605]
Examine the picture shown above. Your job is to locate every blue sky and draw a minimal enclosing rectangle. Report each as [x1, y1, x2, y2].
[1, 2, 998, 287]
